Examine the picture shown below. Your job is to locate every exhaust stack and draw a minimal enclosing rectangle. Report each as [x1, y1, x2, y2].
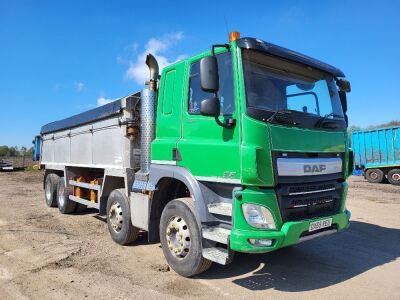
[139, 54, 159, 174]
[146, 54, 159, 90]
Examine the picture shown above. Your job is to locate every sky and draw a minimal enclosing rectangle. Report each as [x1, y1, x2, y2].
[0, 0, 399, 147]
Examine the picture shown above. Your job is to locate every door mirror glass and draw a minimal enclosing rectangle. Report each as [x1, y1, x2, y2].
[336, 79, 351, 92]
[200, 56, 219, 93]
[200, 97, 220, 117]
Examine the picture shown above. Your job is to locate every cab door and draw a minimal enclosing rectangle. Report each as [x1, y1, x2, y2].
[177, 52, 240, 182]
[151, 63, 184, 164]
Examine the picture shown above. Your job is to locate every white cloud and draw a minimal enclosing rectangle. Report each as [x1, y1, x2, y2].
[125, 32, 186, 84]
[74, 81, 86, 92]
[97, 97, 114, 107]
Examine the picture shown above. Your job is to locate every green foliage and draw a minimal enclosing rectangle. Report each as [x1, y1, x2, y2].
[0, 145, 34, 157]
[348, 120, 400, 134]
[366, 120, 400, 130]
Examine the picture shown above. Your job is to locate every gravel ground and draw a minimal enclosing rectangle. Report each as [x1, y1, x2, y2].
[0, 171, 399, 299]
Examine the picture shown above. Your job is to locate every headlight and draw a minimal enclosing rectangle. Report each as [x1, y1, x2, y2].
[242, 203, 276, 229]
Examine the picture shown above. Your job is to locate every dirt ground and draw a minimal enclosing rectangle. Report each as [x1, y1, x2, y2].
[0, 171, 399, 299]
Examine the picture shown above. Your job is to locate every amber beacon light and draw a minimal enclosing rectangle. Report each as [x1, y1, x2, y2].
[229, 31, 240, 42]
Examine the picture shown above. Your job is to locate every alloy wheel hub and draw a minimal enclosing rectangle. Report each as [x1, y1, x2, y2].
[166, 216, 191, 258]
[109, 201, 123, 232]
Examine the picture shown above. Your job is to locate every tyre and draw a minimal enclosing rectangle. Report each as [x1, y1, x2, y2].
[107, 189, 140, 245]
[160, 198, 212, 277]
[44, 173, 59, 207]
[57, 177, 77, 214]
[387, 169, 400, 185]
[365, 168, 384, 183]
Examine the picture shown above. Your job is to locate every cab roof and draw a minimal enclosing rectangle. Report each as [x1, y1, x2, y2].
[237, 37, 345, 77]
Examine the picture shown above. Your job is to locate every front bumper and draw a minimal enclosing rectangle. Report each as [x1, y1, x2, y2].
[229, 184, 350, 254]
[230, 210, 350, 253]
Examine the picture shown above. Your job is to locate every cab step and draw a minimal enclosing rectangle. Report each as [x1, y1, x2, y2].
[202, 247, 231, 265]
[207, 202, 232, 216]
[202, 226, 230, 244]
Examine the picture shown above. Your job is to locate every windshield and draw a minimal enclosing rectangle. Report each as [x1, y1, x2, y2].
[242, 50, 344, 124]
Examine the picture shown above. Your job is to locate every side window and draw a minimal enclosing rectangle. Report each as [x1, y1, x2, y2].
[162, 69, 176, 115]
[188, 52, 234, 115]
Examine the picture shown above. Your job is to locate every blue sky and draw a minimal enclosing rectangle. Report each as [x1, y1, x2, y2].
[0, 0, 399, 147]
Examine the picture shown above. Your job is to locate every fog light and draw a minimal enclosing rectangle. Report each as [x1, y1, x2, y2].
[249, 239, 273, 247]
[242, 203, 276, 229]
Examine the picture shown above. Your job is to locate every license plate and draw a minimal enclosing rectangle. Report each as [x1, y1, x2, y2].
[309, 218, 332, 232]
[2, 167, 13, 170]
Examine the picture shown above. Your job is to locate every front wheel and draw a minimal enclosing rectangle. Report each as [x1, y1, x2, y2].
[387, 169, 400, 185]
[160, 198, 212, 277]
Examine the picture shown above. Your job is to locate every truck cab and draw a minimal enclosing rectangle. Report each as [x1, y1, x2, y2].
[149, 33, 352, 267]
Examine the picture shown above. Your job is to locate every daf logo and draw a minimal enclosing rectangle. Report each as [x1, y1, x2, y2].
[303, 164, 327, 173]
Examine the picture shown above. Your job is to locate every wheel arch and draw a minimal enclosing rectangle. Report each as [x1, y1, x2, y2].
[147, 165, 208, 243]
[100, 175, 125, 215]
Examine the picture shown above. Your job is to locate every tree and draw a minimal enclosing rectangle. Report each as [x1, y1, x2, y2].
[8, 146, 18, 156]
[20, 146, 27, 154]
[367, 120, 400, 130]
[26, 147, 34, 156]
[0, 146, 8, 157]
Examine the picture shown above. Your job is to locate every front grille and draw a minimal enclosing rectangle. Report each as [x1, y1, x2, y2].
[287, 183, 336, 195]
[277, 180, 342, 222]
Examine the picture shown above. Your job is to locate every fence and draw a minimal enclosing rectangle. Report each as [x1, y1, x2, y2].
[1, 155, 37, 169]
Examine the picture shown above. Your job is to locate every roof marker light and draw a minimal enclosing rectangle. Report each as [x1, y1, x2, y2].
[229, 31, 240, 42]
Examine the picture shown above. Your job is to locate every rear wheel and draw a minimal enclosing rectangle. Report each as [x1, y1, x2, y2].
[44, 173, 59, 207]
[106, 189, 140, 245]
[365, 168, 384, 183]
[387, 169, 400, 185]
[160, 198, 212, 277]
[57, 177, 77, 214]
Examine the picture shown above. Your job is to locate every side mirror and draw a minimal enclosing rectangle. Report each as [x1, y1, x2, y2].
[336, 79, 351, 92]
[339, 90, 348, 113]
[200, 97, 220, 117]
[200, 56, 219, 93]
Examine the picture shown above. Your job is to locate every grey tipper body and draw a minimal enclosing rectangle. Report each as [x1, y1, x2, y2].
[41, 94, 140, 172]
[41, 94, 141, 201]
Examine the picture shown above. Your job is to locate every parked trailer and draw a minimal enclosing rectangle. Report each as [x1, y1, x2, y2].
[352, 126, 400, 185]
[36, 32, 353, 277]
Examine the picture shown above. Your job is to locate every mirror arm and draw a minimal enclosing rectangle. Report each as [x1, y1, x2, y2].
[215, 116, 236, 129]
[211, 44, 230, 56]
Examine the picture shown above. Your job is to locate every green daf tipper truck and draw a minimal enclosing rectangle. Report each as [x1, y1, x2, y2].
[37, 32, 353, 277]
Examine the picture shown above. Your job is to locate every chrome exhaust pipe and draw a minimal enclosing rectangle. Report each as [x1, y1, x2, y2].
[139, 54, 159, 174]
[146, 54, 159, 91]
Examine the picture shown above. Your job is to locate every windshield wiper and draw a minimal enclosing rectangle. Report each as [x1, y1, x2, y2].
[315, 112, 344, 128]
[266, 109, 299, 125]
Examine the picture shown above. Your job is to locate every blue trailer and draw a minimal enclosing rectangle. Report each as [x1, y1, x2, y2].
[352, 126, 400, 185]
